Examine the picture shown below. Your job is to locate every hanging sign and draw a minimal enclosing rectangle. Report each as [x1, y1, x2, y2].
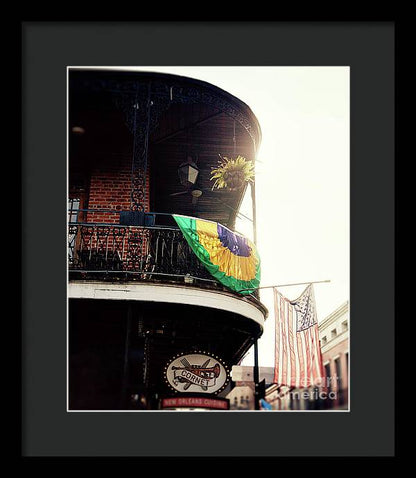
[164, 352, 230, 395]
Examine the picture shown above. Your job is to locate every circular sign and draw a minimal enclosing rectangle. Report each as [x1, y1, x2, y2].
[164, 352, 230, 395]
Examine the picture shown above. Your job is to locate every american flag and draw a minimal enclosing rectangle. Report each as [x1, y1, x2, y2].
[273, 284, 324, 388]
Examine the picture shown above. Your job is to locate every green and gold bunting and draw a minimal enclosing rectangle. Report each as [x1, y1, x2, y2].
[173, 215, 260, 295]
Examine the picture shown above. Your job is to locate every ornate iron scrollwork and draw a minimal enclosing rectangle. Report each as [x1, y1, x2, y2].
[151, 82, 258, 145]
[68, 224, 214, 284]
[112, 81, 173, 212]
[114, 82, 151, 212]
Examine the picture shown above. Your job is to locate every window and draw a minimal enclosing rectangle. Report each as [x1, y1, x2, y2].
[68, 198, 80, 263]
[345, 352, 349, 380]
[334, 357, 344, 406]
[290, 393, 300, 410]
[324, 364, 331, 391]
[342, 320, 348, 332]
[331, 329, 337, 339]
[321, 336, 327, 346]
[334, 358, 342, 386]
[68, 198, 80, 223]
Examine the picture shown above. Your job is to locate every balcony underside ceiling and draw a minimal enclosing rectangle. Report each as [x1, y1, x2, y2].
[68, 280, 267, 332]
[69, 285, 264, 366]
[150, 104, 254, 228]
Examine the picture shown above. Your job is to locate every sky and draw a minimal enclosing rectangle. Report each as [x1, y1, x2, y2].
[104, 66, 350, 367]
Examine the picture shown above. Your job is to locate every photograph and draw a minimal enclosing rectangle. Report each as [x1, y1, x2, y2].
[67, 66, 349, 412]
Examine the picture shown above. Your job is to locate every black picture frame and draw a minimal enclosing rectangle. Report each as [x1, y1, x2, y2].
[21, 21, 396, 457]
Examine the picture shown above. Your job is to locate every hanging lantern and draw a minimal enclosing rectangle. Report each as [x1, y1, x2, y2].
[178, 156, 199, 187]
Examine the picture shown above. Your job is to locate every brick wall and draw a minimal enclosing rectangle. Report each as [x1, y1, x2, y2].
[86, 156, 150, 223]
[73, 156, 152, 265]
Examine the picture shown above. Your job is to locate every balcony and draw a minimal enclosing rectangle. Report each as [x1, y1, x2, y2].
[68, 70, 265, 312]
[68, 210, 260, 302]
[67, 69, 267, 410]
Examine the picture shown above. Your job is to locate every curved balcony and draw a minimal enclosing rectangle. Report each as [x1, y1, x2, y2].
[68, 210, 263, 305]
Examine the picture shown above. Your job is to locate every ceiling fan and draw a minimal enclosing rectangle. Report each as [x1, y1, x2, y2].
[170, 187, 204, 205]
[169, 153, 228, 205]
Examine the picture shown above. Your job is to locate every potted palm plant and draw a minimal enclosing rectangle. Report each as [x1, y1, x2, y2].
[210, 155, 255, 191]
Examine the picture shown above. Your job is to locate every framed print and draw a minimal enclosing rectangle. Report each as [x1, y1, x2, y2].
[22, 21, 395, 457]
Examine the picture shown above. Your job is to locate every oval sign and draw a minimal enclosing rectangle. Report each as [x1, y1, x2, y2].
[164, 352, 230, 395]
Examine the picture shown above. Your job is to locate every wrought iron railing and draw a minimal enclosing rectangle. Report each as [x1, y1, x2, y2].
[68, 209, 261, 301]
[68, 222, 217, 285]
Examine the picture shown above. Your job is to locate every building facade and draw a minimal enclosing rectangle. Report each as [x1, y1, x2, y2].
[319, 301, 349, 409]
[68, 69, 268, 410]
[227, 366, 274, 410]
